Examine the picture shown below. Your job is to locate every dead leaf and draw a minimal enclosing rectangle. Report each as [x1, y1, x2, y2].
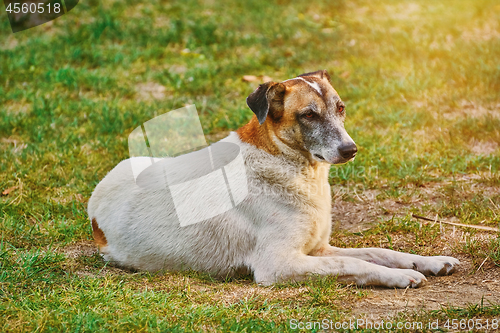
[261, 76, 273, 82]
[2, 186, 18, 196]
[242, 75, 258, 82]
[340, 71, 351, 79]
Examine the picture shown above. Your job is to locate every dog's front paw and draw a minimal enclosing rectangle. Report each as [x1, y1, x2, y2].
[389, 268, 427, 288]
[413, 256, 460, 276]
[367, 267, 427, 288]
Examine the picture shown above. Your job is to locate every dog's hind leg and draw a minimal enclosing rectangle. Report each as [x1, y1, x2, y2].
[251, 252, 426, 288]
[314, 246, 459, 276]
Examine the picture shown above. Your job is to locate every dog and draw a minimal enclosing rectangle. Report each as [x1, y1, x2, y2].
[88, 70, 459, 288]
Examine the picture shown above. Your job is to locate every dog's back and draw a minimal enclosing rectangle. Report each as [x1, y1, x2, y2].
[87, 132, 314, 275]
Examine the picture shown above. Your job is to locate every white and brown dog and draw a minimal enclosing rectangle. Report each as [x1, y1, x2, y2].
[88, 70, 459, 288]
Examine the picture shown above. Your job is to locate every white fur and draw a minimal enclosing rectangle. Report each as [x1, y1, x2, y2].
[88, 132, 459, 287]
[281, 77, 322, 96]
[296, 77, 322, 95]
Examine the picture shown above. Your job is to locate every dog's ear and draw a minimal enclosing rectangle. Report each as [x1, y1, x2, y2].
[298, 69, 331, 82]
[246, 82, 286, 125]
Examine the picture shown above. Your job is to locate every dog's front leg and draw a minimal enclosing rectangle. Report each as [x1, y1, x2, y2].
[251, 251, 426, 288]
[312, 246, 459, 276]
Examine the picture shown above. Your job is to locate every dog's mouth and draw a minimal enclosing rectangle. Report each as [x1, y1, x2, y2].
[314, 154, 326, 161]
[313, 153, 356, 165]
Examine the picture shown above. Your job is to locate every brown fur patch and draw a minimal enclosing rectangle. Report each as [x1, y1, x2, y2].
[91, 217, 108, 249]
[237, 117, 281, 155]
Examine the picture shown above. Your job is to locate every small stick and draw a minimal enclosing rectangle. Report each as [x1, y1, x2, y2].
[412, 214, 499, 232]
[475, 256, 489, 274]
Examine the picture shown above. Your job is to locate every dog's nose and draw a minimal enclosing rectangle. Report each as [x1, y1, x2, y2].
[338, 142, 357, 159]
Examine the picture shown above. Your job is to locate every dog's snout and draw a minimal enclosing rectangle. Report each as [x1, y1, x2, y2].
[338, 143, 357, 159]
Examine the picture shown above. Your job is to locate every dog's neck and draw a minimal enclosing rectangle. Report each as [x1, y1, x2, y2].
[237, 116, 326, 172]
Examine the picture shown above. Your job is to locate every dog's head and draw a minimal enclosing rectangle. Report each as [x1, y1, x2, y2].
[246, 70, 357, 165]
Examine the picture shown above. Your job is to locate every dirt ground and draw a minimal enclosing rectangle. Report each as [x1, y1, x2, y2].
[331, 176, 500, 233]
[352, 255, 500, 318]
[63, 177, 500, 320]
[330, 177, 500, 317]
[62, 241, 500, 322]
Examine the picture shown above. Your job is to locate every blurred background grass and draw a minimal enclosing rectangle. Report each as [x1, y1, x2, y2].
[1, 0, 500, 331]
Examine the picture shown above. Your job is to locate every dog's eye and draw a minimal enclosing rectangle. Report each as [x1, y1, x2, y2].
[338, 105, 345, 113]
[302, 111, 316, 119]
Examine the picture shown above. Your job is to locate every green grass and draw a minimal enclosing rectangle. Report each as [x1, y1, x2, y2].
[1, 0, 500, 331]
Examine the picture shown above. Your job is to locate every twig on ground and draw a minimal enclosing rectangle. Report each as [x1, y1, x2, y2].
[411, 214, 499, 232]
[475, 256, 489, 274]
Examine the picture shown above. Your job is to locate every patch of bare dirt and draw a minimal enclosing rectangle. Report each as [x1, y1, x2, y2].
[441, 100, 500, 121]
[59, 241, 127, 278]
[135, 82, 169, 101]
[3, 100, 31, 115]
[384, 3, 421, 21]
[469, 139, 499, 156]
[1, 137, 28, 155]
[61, 241, 97, 259]
[331, 177, 500, 232]
[353, 255, 500, 318]
[2, 35, 19, 50]
[333, 180, 500, 318]
[462, 22, 500, 42]
[212, 285, 309, 307]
